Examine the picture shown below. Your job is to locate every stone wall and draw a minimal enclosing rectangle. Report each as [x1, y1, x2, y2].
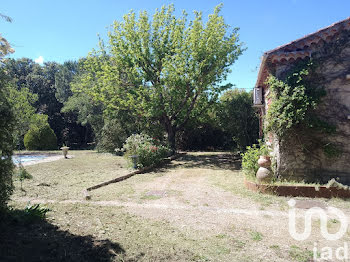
[268, 45, 350, 184]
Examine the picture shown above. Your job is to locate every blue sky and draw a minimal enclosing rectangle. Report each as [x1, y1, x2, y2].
[1, 0, 350, 90]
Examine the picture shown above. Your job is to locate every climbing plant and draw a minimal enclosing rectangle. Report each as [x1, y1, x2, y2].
[265, 59, 339, 157]
[265, 60, 325, 136]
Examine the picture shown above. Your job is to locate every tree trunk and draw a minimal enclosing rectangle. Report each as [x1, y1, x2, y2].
[167, 125, 176, 155]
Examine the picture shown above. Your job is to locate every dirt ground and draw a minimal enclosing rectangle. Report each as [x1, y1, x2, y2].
[4, 151, 350, 261]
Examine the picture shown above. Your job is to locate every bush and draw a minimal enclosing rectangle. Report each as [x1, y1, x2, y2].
[23, 203, 50, 222]
[241, 140, 269, 180]
[0, 71, 15, 211]
[218, 89, 259, 151]
[24, 124, 57, 150]
[121, 134, 169, 168]
[96, 119, 130, 153]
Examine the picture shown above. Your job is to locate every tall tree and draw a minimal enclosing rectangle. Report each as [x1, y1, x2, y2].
[75, 4, 244, 152]
[0, 14, 14, 210]
[7, 87, 38, 146]
[218, 89, 259, 151]
[55, 61, 78, 103]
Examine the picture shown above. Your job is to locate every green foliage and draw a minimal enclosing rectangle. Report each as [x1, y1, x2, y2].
[23, 203, 50, 222]
[96, 118, 132, 153]
[62, 92, 104, 138]
[0, 69, 14, 211]
[323, 143, 341, 158]
[3, 58, 93, 148]
[17, 164, 32, 191]
[306, 115, 336, 134]
[121, 134, 169, 168]
[288, 245, 313, 262]
[24, 124, 57, 150]
[265, 60, 328, 137]
[218, 88, 259, 151]
[55, 61, 78, 103]
[74, 4, 244, 150]
[250, 231, 263, 241]
[241, 140, 269, 180]
[176, 122, 229, 150]
[265, 59, 340, 159]
[175, 99, 230, 150]
[0, 15, 14, 57]
[17, 165, 32, 181]
[7, 87, 38, 144]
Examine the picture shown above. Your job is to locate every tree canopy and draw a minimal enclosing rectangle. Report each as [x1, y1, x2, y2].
[74, 4, 244, 151]
[218, 89, 259, 151]
[0, 15, 14, 210]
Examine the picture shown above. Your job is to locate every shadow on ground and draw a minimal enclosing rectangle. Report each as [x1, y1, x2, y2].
[159, 152, 241, 172]
[0, 209, 124, 262]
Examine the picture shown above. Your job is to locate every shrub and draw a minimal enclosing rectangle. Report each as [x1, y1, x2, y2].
[241, 140, 269, 180]
[17, 164, 32, 191]
[0, 71, 15, 211]
[96, 119, 129, 153]
[121, 134, 169, 168]
[24, 124, 57, 150]
[23, 203, 50, 222]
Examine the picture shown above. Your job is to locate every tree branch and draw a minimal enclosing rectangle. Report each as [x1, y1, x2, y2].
[176, 90, 199, 131]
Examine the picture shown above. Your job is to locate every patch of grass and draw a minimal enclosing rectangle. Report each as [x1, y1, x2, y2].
[17, 166, 33, 180]
[270, 244, 280, 251]
[191, 254, 210, 261]
[270, 180, 323, 187]
[330, 218, 339, 224]
[11, 151, 144, 201]
[250, 230, 263, 241]
[10, 151, 347, 261]
[289, 245, 313, 262]
[215, 234, 226, 239]
[7, 202, 246, 261]
[140, 194, 162, 200]
[24, 203, 51, 220]
[216, 246, 231, 255]
[209, 170, 287, 207]
[233, 239, 246, 249]
[7, 203, 50, 223]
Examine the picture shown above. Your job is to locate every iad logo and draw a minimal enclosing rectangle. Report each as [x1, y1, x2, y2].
[288, 199, 348, 241]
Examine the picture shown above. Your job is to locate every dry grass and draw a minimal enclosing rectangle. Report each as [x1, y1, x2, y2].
[7, 150, 350, 261]
[13, 150, 148, 201]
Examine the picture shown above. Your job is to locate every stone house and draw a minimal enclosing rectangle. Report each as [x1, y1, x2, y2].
[253, 18, 350, 184]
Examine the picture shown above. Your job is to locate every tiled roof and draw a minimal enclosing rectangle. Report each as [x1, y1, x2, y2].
[255, 17, 350, 88]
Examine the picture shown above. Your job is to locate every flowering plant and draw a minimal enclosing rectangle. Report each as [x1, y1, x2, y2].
[121, 134, 169, 168]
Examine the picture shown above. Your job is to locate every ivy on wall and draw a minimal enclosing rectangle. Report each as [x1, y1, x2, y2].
[265, 59, 340, 158]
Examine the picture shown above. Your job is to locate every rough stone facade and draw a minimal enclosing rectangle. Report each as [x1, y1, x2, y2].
[255, 18, 350, 184]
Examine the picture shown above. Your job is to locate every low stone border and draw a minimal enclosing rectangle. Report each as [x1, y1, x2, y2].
[83, 153, 186, 199]
[244, 179, 350, 198]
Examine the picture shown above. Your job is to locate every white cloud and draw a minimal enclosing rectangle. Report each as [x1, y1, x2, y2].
[34, 55, 44, 65]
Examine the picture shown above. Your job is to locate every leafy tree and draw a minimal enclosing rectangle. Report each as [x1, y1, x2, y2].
[24, 115, 57, 150]
[62, 92, 104, 144]
[218, 88, 259, 151]
[0, 14, 14, 210]
[3, 58, 93, 148]
[0, 13, 14, 58]
[3, 59, 63, 141]
[0, 69, 14, 211]
[75, 4, 244, 152]
[7, 87, 38, 147]
[55, 61, 78, 103]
